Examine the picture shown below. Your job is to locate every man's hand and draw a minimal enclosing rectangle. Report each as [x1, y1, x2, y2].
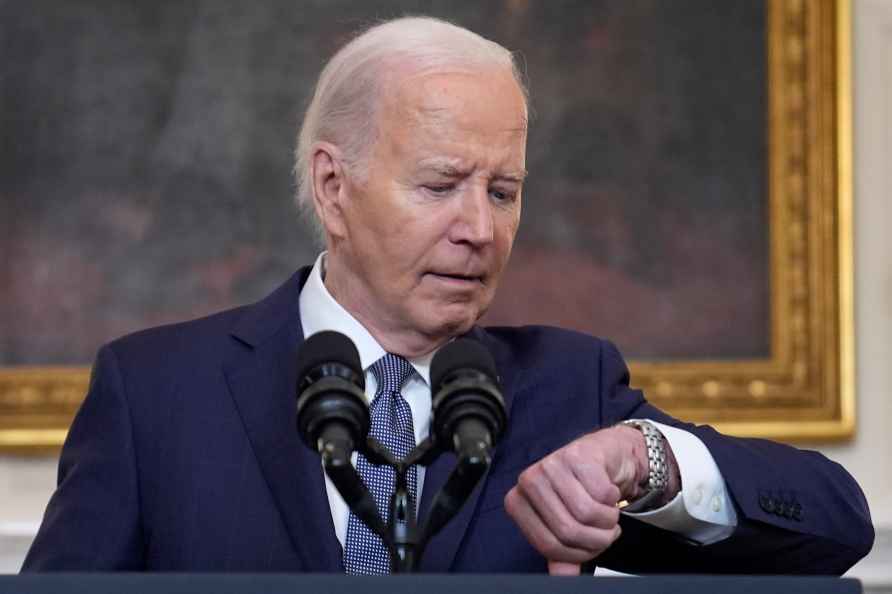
[503, 424, 680, 575]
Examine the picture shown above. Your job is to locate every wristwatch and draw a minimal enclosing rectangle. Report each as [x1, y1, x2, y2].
[619, 419, 669, 513]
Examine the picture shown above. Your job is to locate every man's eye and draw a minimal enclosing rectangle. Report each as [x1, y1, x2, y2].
[490, 188, 516, 202]
[424, 184, 454, 195]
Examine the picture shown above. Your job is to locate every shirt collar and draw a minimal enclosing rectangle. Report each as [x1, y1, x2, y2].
[298, 252, 433, 386]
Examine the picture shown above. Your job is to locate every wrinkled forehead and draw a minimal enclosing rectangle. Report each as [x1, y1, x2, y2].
[382, 65, 528, 138]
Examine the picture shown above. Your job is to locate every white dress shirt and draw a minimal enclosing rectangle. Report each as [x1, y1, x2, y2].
[298, 253, 736, 548]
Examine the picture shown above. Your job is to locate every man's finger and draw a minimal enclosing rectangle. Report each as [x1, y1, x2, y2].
[548, 561, 581, 576]
[570, 458, 623, 507]
[542, 454, 621, 529]
[516, 463, 620, 552]
[504, 486, 600, 564]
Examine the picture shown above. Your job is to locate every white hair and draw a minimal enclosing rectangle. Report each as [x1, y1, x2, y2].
[293, 16, 529, 241]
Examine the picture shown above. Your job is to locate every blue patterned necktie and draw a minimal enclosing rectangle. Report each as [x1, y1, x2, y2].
[343, 353, 417, 575]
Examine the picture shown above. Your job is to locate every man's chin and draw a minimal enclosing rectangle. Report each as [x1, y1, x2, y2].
[419, 310, 480, 342]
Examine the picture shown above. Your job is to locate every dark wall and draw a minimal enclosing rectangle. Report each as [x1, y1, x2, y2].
[0, 1, 767, 365]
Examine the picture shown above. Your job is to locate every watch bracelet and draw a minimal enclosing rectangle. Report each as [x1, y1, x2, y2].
[620, 419, 669, 504]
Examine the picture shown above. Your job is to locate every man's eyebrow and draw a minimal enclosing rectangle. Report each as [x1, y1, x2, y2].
[415, 160, 472, 179]
[493, 170, 528, 183]
[417, 160, 528, 182]
[428, 164, 470, 178]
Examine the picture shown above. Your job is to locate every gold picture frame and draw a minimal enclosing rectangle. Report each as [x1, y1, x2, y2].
[631, 0, 854, 442]
[0, 0, 853, 451]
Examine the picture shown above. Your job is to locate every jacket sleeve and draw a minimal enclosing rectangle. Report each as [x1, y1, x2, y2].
[21, 344, 145, 571]
[593, 340, 874, 575]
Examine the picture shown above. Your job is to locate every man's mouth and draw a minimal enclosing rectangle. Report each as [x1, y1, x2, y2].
[427, 272, 485, 285]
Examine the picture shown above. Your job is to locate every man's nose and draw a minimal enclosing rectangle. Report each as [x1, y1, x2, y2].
[450, 185, 495, 247]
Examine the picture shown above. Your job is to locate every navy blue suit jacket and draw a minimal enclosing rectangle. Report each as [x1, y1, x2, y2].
[23, 268, 873, 573]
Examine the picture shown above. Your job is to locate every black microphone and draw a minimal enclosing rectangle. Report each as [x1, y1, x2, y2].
[295, 331, 369, 462]
[295, 332, 389, 540]
[430, 338, 506, 461]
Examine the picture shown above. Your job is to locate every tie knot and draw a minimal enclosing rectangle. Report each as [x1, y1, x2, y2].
[370, 353, 414, 395]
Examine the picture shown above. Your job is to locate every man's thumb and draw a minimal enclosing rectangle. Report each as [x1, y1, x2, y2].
[547, 561, 581, 576]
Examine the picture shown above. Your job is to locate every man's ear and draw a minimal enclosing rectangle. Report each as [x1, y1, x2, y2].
[310, 142, 349, 240]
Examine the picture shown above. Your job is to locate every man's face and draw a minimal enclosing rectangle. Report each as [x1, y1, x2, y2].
[329, 67, 527, 351]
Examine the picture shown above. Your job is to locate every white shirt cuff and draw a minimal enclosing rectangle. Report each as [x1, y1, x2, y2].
[621, 421, 737, 545]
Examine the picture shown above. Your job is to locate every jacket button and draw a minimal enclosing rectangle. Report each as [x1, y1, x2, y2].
[759, 494, 774, 513]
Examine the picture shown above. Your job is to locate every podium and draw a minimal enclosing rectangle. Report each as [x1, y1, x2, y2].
[0, 574, 863, 594]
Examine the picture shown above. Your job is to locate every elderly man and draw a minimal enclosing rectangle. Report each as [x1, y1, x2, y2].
[24, 17, 872, 574]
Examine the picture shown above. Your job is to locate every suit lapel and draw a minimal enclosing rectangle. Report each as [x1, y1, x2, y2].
[224, 268, 343, 572]
[418, 327, 523, 572]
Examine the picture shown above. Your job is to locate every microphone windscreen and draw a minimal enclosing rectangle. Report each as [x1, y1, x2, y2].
[295, 330, 362, 382]
[430, 338, 498, 391]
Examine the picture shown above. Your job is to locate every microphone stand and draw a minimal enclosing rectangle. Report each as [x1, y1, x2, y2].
[321, 433, 492, 573]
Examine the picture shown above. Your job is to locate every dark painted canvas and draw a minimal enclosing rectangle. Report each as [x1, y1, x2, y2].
[0, 1, 768, 366]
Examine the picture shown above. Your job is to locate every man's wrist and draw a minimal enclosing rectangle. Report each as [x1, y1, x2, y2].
[616, 424, 649, 497]
[617, 420, 681, 512]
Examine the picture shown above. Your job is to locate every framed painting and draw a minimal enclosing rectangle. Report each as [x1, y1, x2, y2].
[0, 0, 852, 451]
